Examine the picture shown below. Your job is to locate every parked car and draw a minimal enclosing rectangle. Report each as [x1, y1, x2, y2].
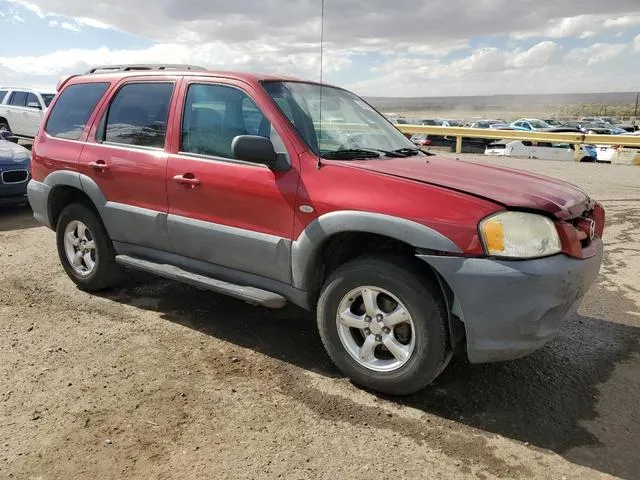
[492, 123, 530, 131]
[595, 131, 640, 164]
[409, 133, 432, 148]
[470, 120, 505, 129]
[441, 119, 464, 127]
[28, 64, 604, 395]
[577, 117, 637, 132]
[510, 118, 552, 131]
[561, 122, 615, 135]
[580, 117, 606, 124]
[419, 118, 444, 126]
[485, 140, 597, 162]
[0, 87, 56, 138]
[0, 137, 31, 205]
[541, 118, 563, 127]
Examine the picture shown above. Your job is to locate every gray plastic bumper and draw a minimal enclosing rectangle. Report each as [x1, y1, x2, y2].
[27, 179, 52, 229]
[419, 241, 603, 363]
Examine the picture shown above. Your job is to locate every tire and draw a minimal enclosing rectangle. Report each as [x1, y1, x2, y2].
[317, 256, 450, 395]
[56, 203, 123, 291]
[580, 156, 595, 163]
[0, 120, 10, 132]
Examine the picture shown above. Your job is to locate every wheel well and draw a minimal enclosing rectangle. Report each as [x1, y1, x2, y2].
[49, 186, 97, 228]
[313, 231, 466, 354]
[0, 116, 8, 125]
[314, 232, 444, 300]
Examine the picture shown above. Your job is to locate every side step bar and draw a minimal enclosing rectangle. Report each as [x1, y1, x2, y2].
[115, 255, 287, 309]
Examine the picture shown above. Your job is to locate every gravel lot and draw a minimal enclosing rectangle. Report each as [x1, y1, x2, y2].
[1, 156, 639, 480]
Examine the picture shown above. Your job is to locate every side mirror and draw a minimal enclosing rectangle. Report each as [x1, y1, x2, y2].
[27, 102, 42, 110]
[232, 135, 278, 168]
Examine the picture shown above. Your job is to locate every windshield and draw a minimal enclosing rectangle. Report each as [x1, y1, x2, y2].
[41, 94, 55, 107]
[262, 81, 417, 157]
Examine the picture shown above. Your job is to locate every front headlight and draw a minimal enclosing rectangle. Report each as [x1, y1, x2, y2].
[479, 211, 561, 258]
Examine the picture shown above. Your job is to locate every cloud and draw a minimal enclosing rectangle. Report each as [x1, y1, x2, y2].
[7, 0, 640, 47]
[566, 43, 628, 65]
[514, 13, 640, 39]
[507, 41, 561, 69]
[2, 0, 640, 96]
[347, 40, 639, 96]
[47, 19, 80, 31]
[635, 34, 640, 51]
[0, 42, 352, 78]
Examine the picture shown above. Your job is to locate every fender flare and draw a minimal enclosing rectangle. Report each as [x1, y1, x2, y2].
[290, 210, 462, 290]
[41, 171, 109, 227]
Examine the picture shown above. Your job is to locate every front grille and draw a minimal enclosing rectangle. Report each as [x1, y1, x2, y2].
[1, 169, 29, 184]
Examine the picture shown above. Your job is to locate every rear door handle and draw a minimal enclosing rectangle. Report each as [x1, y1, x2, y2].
[88, 160, 109, 171]
[173, 173, 201, 188]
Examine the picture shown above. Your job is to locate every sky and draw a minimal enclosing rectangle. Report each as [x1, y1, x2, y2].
[1, 0, 639, 97]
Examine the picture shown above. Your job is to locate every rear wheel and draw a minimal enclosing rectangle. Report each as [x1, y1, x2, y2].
[56, 203, 123, 291]
[317, 257, 450, 395]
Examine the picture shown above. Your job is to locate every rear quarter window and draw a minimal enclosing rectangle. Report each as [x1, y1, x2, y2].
[45, 82, 110, 140]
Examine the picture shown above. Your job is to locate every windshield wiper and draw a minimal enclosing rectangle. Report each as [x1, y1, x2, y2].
[321, 149, 383, 160]
[391, 147, 431, 156]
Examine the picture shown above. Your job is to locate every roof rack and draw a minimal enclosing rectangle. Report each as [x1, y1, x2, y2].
[86, 64, 207, 74]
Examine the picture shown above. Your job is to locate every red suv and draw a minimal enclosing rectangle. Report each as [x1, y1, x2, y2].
[27, 64, 604, 395]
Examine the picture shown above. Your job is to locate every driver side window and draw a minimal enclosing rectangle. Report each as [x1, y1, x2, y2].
[181, 83, 282, 161]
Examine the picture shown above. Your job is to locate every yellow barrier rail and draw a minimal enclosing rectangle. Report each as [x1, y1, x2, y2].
[395, 124, 640, 161]
[313, 122, 640, 161]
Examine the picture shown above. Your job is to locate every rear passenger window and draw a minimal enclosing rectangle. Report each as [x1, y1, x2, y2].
[103, 83, 174, 149]
[26, 93, 40, 108]
[181, 84, 272, 159]
[0, 91, 6, 103]
[45, 82, 110, 140]
[9, 91, 27, 106]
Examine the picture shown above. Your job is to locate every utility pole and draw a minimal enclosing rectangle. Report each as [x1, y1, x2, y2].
[635, 92, 639, 118]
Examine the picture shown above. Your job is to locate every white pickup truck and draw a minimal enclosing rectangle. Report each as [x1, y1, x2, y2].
[0, 88, 56, 138]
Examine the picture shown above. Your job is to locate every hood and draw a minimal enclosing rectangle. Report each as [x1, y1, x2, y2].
[0, 140, 31, 166]
[339, 155, 591, 220]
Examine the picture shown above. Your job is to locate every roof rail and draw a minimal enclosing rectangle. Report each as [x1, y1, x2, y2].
[85, 64, 207, 74]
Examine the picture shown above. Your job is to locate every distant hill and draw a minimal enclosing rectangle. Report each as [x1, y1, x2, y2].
[366, 92, 639, 115]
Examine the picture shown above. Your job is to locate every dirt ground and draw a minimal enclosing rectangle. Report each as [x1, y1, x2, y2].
[1, 156, 639, 480]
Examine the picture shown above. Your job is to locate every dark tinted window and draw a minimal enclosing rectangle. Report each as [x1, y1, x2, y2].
[45, 82, 109, 140]
[9, 91, 27, 106]
[41, 94, 55, 107]
[181, 84, 271, 158]
[104, 83, 174, 148]
[0, 91, 6, 103]
[26, 93, 40, 108]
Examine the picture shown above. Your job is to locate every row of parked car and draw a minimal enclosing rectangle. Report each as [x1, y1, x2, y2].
[0, 86, 54, 206]
[389, 115, 638, 134]
[394, 115, 640, 164]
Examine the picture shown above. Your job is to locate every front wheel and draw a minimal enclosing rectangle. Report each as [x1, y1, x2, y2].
[56, 203, 123, 291]
[317, 257, 450, 395]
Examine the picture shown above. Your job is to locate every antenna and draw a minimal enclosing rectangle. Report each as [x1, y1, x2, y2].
[317, 0, 325, 169]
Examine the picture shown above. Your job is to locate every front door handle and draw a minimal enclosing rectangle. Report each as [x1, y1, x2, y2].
[88, 160, 109, 171]
[173, 173, 201, 188]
